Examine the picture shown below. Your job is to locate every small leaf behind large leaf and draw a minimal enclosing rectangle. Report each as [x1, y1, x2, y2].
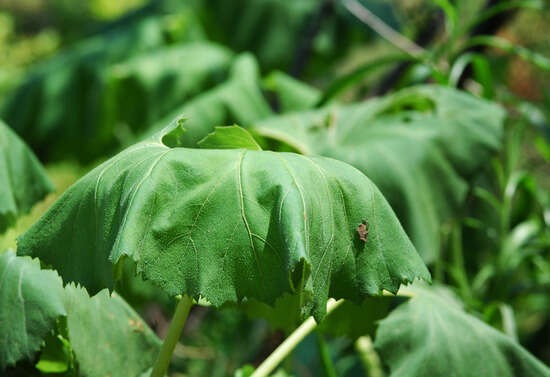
[198, 125, 262, 150]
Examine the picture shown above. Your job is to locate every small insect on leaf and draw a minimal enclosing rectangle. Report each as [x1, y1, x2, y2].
[357, 219, 369, 242]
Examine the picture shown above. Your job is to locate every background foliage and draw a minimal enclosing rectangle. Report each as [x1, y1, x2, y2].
[0, 0, 549, 376]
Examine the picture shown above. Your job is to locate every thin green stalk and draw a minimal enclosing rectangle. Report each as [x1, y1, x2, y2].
[316, 332, 337, 377]
[450, 224, 473, 305]
[150, 295, 194, 377]
[250, 299, 343, 377]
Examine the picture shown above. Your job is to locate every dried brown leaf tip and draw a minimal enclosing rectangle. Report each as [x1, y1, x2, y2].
[357, 219, 369, 242]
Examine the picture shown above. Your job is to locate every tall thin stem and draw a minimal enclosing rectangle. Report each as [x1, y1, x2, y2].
[150, 295, 194, 377]
[316, 332, 337, 377]
[250, 299, 343, 377]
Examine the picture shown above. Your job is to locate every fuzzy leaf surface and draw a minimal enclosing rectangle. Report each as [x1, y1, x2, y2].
[19, 123, 429, 321]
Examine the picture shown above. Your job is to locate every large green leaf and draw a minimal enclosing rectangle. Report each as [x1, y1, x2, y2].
[18, 122, 429, 321]
[374, 284, 550, 377]
[0, 120, 53, 234]
[0, 250, 160, 375]
[254, 85, 505, 262]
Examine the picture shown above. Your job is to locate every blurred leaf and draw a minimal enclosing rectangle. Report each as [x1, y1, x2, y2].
[0, 120, 53, 234]
[463, 35, 550, 71]
[317, 54, 412, 106]
[532, 255, 550, 285]
[263, 71, 321, 112]
[535, 137, 550, 162]
[432, 0, 457, 37]
[198, 0, 317, 71]
[500, 218, 542, 271]
[1, 8, 209, 162]
[473, 187, 501, 212]
[198, 0, 378, 73]
[467, 0, 544, 32]
[450, 52, 494, 99]
[472, 264, 496, 297]
[374, 284, 550, 377]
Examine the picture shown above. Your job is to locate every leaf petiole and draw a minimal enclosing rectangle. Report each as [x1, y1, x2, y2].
[149, 295, 194, 377]
[250, 299, 343, 377]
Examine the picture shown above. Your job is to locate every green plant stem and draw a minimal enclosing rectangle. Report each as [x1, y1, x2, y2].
[250, 299, 343, 377]
[150, 295, 194, 377]
[316, 332, 337, 377]
[355, 336, 384, 377]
